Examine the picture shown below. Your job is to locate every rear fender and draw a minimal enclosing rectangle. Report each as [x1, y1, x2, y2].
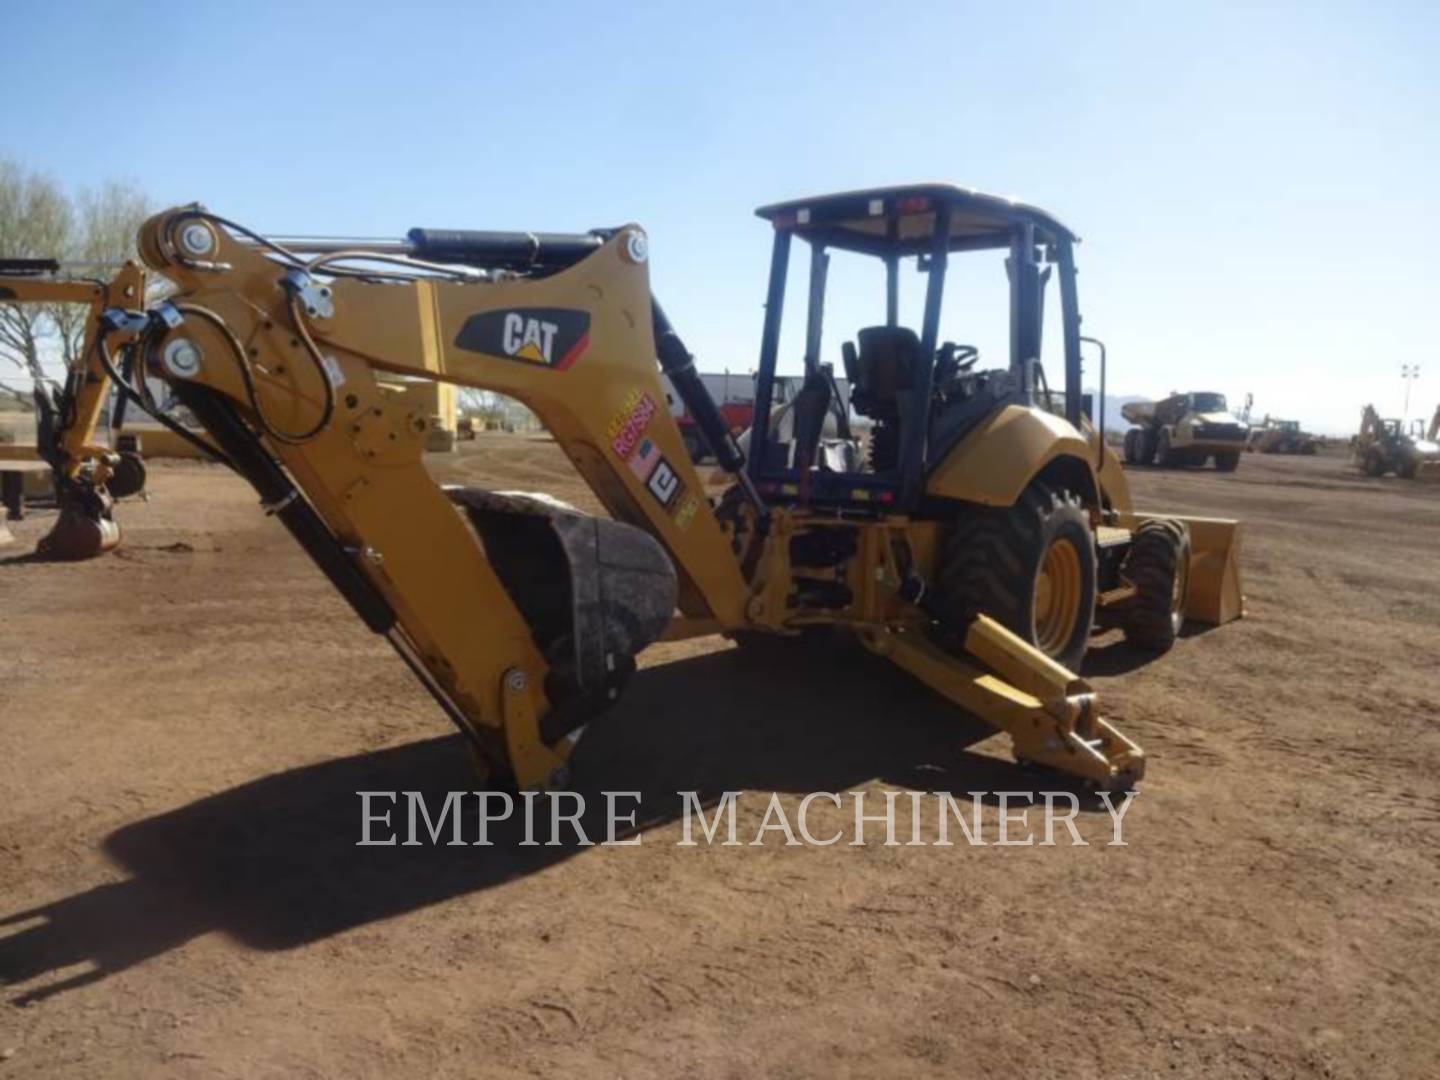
[926, 405, 1098, 509]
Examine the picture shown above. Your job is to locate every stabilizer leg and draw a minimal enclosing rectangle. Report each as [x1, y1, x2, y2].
[859, 616, 1145, 790]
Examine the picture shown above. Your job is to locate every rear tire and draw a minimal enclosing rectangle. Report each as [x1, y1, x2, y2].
[1123, 428, 1141, 465]
[1363, 450, 1387, 477]
[1139, 428, 1157, 464]
[935, 482, 1097, 672]
[1214, 450, 1240, 472]
[1122, 519, 1191, 652]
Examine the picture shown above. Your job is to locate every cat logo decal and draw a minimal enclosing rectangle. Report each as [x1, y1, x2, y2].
[454, 308, 591, 370]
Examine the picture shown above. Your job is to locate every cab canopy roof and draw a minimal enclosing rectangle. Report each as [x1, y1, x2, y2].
[754, 183, 1077, 258]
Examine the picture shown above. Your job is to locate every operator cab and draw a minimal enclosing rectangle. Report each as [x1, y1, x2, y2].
[1189, 392, 1230, 415]
[745, 183, 1091, 510]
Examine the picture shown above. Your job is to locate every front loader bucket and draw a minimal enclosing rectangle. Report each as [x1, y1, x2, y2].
[1174, 515, 1244, 625]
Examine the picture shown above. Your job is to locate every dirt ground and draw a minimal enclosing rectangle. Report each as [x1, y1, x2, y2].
[1, 435, 1437, 1078]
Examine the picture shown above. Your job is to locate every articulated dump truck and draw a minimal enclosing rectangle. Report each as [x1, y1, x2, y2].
[1122, 393, 1249, 471]
[77, 185, 1243, 791]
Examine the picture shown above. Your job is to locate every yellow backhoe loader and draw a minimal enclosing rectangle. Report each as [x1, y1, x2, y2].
[100, 186, 1242, 791]
[0, 259, 155, 557]
[1354, 404, 1440, 479]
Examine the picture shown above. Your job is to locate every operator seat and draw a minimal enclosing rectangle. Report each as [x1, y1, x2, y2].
[842, 325, 922, 472]
[843, 326, 921, 422]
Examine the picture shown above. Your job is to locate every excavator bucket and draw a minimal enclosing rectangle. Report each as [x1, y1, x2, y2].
[1134, 513, 1244, 625]
[36, 484, 121, 561]
[38, 509, 121, 560]
[446, 488, 678, 741]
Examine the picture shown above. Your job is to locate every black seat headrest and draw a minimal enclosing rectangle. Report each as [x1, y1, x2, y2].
[851, 326, 921, 407]
[857, 326, 922, 369]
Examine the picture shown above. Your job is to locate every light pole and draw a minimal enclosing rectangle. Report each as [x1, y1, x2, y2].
[1402, 363, 1420, 424]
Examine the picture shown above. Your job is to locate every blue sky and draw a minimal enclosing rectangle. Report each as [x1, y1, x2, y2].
[5, 0, 1436, 433]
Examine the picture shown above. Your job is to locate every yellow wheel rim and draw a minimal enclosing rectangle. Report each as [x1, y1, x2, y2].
[1033, 537, 1082, 656]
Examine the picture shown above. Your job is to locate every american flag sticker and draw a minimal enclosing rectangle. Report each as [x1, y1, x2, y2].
[627, 436, 662, 481]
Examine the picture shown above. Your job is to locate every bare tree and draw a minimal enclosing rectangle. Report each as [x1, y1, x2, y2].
[51, 179, 151, 369]
[0, 161, 71, 403]
[458, 388, 504, 419]
[0, 160, 151, 404]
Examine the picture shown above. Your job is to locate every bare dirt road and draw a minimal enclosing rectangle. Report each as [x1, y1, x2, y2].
[2, 437, 1437, 1078]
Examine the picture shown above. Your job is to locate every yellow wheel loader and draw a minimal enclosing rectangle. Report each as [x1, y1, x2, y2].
[1247, 416, 1320, 455]
[100, 186, 1242, 791]
[0, 259, 156, 558]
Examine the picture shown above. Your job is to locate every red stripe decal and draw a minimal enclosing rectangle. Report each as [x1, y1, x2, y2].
[556, 332, 589, 371]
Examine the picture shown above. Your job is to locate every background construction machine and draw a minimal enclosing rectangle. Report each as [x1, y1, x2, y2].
[1247, 416, 1321, 455]
[96, 186, 1242, 792]
[0, 259, 152, 557]
[1353, 404, 1440, 478]
[662, 370, 756, 463]
[1121, 392, 1249, 470]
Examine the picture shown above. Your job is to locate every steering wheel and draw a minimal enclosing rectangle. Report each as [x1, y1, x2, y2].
[936, 342, 980, 379]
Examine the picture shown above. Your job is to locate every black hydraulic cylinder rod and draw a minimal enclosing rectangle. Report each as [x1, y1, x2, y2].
[171, 382, 396, 635]
[111, 346, 137, 430]
[651, 298, 746, 473]
[0, 258, 60, 275]
[406, 228, 604, 270]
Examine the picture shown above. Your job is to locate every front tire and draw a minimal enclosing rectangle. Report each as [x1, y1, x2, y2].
[1157, 428, 1177, 467]
[936, 482, 1098, 672]
[1214, 450, 1240, 472]
[1122, 519, 1191, 651]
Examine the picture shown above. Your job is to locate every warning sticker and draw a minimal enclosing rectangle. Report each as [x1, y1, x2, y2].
[645, 456, 682, 509]
[673, 493, 700, 530]
[608, 389, 657, 459]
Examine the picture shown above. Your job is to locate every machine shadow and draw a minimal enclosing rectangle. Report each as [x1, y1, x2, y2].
[1, 634, 1097, 1006]
[1082, 621, 1217, 677]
